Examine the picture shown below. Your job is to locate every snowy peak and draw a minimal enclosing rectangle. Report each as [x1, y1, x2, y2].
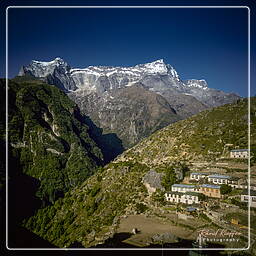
[18, 57, 76, 91]
[135, 59, 179, 78]
[18, 57, 240, 108]
[19, 57, 70, 78]
[185, 79, 208, 90]
[19, 57, 180, 80]
[70, 59, 178, 77]
[31, 57, 66, 66]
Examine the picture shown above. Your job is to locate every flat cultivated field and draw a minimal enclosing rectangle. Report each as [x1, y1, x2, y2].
[117, 214, 197, 246]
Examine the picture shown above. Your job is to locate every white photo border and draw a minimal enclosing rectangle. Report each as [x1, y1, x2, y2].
[5, 5, 251, 252]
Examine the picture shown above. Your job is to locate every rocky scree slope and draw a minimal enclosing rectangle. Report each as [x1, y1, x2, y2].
[19, 58, 239, 148]
[22, 97, 253, 248]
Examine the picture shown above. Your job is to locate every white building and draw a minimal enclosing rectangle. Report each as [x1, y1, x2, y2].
[165, 191, 200, 205]
[230, 149, 249, 158]
[239, 183, 256, 191]
[190, 172, 208, 181]
[171, 184, 196, 193]
[207, 174, 230, 185]
[241, 190, 256, 207]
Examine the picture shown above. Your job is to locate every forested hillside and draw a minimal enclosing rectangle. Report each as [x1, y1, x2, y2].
[22, 97, 255, 248]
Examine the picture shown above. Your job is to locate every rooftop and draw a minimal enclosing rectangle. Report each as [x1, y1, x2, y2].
[172, 184, 195, 188]
[165, 191, 183, 196]
[190, 172, 208, 176]
[229, 176, 240, 181]
[230, 149, 248, 152]
[201, 184, 221, 189]
[186, 207, 197, 212]
[208, 174, 230, 179]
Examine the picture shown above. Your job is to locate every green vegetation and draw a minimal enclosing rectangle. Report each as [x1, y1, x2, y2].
[5, 78, 103, 204]
[13, 89, 255, 248]
[152, 190, 166, 205]
[230, 198, 248, 210]
[161, 166, 177, 190]
[199, 213, 211, 222]
[197, 193, 207, 201]
[135, 203, 148, 213]
[122, 97, 256, 165]
[220, 184, 232, 195]
[23, 160, 151, 247]
[159, 161, 190, 190]
[225, 212, 250, 227]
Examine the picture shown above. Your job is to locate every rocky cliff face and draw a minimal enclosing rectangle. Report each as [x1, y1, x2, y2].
[6, 78, 103, 204]
[69, 83, 181, 148]
[19, 58, 240, 148]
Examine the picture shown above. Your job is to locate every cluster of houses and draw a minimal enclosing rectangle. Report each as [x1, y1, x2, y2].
[165, 183, 221, 205]
[189, 172, 256, 190]
[165, 169, 256, 206]
[230, 149, 249, 158]
[165, 181, 256, 207]
[143, 149, 254, 207]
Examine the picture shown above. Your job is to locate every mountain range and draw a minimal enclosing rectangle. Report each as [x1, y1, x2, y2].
[18, 58, 240, 150]
[4, 75, 253, 250]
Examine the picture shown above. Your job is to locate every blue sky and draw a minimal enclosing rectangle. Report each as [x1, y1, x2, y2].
[1, 4, 253, 97]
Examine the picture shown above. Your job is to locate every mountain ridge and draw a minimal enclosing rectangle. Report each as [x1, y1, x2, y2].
[18, 58, 240, 149]
[18, 57, 239, 107]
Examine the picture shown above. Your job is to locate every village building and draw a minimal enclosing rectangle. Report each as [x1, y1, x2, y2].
[250, 184, 256, 191]
[230, 149, 249, 158]
[229, 181, 256, 191]
[171, 184, 196, 193]
[199, 184, 221, 198]
[165, 191, 200, 205]
[190, 172, 208, 181]
[241, 190, 256, 207]
[227, 176, 240, 188]
[207, 174, 230, 185]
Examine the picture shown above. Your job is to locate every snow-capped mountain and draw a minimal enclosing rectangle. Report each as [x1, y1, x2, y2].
[18, 57, 240, 150]
[19, 57, 77, 91]
[69, 59, 180, 93]
[18, 57, 239, 107]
